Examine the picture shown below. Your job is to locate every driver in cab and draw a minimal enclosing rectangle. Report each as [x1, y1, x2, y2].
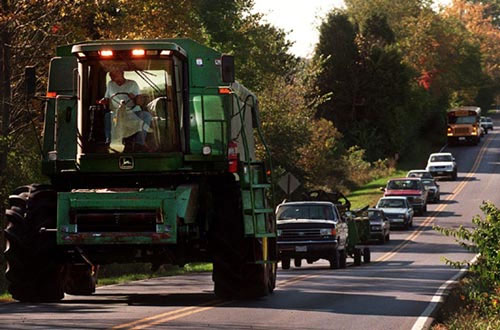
[99, 69, 152, 152]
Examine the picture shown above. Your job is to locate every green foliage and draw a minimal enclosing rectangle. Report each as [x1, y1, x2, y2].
[435, 202, 500, 288]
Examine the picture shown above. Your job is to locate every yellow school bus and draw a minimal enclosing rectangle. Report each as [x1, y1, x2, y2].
[447, 106, 481, 145]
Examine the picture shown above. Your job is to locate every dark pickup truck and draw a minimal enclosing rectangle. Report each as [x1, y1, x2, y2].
[276, 201, 348, 269]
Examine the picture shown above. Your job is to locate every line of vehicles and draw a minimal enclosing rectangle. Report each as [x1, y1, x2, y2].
[275, 152, 458, 270]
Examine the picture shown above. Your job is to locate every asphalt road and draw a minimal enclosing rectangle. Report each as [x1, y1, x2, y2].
[2, 116, 500, 329]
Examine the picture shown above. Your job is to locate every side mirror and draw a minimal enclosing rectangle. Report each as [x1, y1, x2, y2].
[25, 66, 36, 98]
[379, 187, 386, 192]
[220, 55, 235, 83]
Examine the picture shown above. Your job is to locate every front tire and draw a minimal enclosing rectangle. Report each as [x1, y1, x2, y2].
[281, 258, 291, 270]
[4, 184, 65, 302]
[329, 249, 340, 269]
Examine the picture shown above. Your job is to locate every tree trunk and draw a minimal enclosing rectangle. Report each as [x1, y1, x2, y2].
[0, 0, 11, 177]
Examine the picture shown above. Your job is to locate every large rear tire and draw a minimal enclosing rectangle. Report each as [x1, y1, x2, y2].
[4, 184, 65, 302]
[211, 179, 275, 299]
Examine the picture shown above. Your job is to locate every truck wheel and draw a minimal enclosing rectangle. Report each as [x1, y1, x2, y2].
[354, 248, 362, 266]
[452, 171, 458, 181]
[64, 264, 98, 295]
[294, 258, 302, 268]
[4, 184, 65, 302]
[339, 249, 347, 269]
[329, 249, 340, 269]
[281, 258, 291, 270]
[363, 248, 371, 263]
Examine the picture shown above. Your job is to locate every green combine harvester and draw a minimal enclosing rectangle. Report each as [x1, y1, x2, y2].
[4, 39, 276, 302]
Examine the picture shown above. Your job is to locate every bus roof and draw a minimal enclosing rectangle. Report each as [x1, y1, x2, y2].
[448, 106, 481, 114]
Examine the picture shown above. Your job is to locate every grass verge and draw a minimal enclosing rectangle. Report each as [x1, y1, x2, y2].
[347, 136, 443, 209]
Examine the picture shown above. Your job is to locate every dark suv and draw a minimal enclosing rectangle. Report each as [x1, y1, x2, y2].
[276, 201, 348, 269]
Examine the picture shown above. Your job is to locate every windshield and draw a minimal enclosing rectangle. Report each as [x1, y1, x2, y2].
[81, 57, 183, 154]
[430, 155, 453, 162]
[421, 179, 435, 187]
[368, 211, 383, 220]
[448, 115, 477, 124]
[276, 204, 336, 220]
[387, 179, 420, 190]
[378, 199, 405, 208]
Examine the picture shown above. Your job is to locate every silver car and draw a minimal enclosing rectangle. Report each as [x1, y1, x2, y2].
[376, 197, 414, 230]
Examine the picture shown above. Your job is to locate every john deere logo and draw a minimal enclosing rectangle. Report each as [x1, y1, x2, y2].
[119, 156, 134, 170]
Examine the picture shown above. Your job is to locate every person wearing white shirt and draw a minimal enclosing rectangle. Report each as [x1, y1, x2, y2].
[100, 70, 152, 151]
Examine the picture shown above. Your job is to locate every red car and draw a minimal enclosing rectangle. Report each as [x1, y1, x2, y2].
[383, 178, 428, 215]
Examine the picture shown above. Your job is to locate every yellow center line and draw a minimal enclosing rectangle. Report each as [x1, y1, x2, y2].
[111, 299, 227, 329]
[112, 134, 494, 329]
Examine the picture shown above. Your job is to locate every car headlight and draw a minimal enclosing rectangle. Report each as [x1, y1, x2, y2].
[320, 228, 336, 236]
[398, 214, 405, 219]
[371, 225, 382, 230]
[277, 229, 282, 237]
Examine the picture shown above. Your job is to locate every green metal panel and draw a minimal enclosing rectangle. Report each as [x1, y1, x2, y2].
[42, 99, 55, 160]
[56, 99, 77, 160]
[56, 188, 194, 245]
[78, 153, 183, 172]
[190, 94, 226, 155]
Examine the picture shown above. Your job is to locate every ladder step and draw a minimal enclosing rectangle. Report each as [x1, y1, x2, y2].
[244, 208, 274, 215]
[242, 183, 270, 189]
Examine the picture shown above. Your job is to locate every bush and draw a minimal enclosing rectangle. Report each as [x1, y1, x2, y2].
[434, 201, 500, 321]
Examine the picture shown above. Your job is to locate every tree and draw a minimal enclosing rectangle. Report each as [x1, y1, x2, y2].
[195, 0, 297, 92]
[314, 11, 359, 133]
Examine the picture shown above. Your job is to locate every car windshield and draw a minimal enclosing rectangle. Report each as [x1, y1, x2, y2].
[368, 211, 383, 220]
[430, 155, 453, 162]
[378, 199, 405, 208]
[421, 179, 435, 187]
[408, 171, 430, 178]
[387, 180, 419, 190]
[276, 204, 336, 220]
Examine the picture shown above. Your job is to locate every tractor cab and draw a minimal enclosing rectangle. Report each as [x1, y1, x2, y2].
[75, 45, 185, 155]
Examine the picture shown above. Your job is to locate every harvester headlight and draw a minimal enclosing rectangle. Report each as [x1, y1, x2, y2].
[131, 49, 145, 57]
[202, 145, 212, 155]
[99, 50, 113, 57]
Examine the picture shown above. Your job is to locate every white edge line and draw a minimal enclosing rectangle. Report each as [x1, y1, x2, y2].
[411, 254, 479, 330]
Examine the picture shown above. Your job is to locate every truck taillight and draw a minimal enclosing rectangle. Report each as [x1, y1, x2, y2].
[228, 141, 238, 173]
